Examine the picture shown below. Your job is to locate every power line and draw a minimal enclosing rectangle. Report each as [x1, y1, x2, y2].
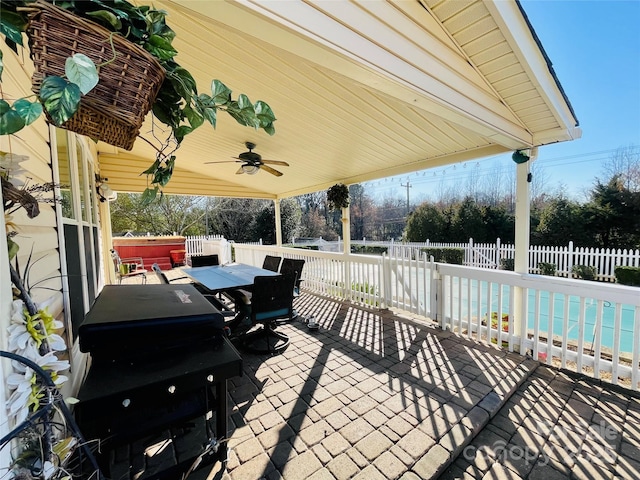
[365, 145, 639, 194]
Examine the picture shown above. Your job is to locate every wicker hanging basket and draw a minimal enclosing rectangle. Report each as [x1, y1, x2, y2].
[24, 1, 166, 150]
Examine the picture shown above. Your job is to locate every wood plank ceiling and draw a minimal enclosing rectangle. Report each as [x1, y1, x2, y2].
[98, 0, 580, 200]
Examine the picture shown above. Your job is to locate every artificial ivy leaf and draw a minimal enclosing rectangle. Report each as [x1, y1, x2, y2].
[193, 94, 217, 127]
[254, 101, 277, 126]
[152, 158, 174, 186]
[0, 11, 27, 49]
[65, 54, 99, 95]
[202, 106, 217, 129]
[225, 101, 247, 126]
[236, 94, 259, 127]
[0, 99, 25, 135]
[183, 104, 204, 130]
[211, 80, 232, 105]
[0, 50, 3, 81]
[85, 10, 122, 30]
[39, 77, 81, 125]
[141, 158, 161, 175]
[236, 94, 253, 112]
[263, 123, 275, 136]
[13, 98, 43, 126]
[145, 34, 177, 61]
[167, 67, 196, 102]
[227, 98, 259, 128]
[174, 125, 193, 144]
[146, 11, 175, 40]
[141, 186, 158, 205]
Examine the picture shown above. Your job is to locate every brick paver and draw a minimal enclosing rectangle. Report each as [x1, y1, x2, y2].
[188, 291, 640, 480]
[439, 366, 640, 479]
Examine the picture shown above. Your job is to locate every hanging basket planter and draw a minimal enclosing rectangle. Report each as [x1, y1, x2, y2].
[24, 1, 166, 150]
[512, 149, 530, 164]
[327, 183, 350, 211]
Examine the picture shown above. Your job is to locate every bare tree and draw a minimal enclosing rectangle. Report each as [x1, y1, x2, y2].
[601, 145, 640, 191]
[157, 195, 207, 235]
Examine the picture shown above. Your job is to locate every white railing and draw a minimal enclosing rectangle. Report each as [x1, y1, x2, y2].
[234, 244, 383, 306]
[234, 242, 640, 390]
[436, 263, 640, 390]
[185, 235, 233, 263]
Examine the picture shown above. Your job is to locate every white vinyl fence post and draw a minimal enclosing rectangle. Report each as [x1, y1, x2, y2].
[568, 241, 574, 278]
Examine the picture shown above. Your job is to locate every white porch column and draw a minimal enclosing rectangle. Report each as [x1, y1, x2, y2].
[274, 198, 283, 247]
[513, 147, 537, 346]
[342, 205, 351, 255]
[342, 205, 351, 298]
[99, 198, 115, 285]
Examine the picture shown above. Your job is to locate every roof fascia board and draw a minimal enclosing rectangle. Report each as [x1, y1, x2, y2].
[171, 0, 531, 149]
[485, 0, 581, 144]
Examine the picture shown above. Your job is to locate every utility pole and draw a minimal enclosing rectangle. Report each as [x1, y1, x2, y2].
[400, 181, 412, 215]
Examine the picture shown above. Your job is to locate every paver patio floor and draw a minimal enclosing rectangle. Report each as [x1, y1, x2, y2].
[439, 364, 640, 479]
[194, 291, 539, 479]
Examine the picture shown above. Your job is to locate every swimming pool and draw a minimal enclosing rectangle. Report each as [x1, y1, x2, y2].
[448, 280, 637, 353]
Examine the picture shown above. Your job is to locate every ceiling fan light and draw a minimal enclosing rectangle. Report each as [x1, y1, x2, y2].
[242, 164, 260, 175]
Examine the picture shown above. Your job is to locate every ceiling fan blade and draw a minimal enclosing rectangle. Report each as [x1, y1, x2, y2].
[205, 160, 241, 164]
[261, 159, 289, 166]
[260, 164, 283, 177]
[235, 166, 245, 175]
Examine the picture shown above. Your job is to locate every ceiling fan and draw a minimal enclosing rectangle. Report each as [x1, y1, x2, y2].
[205, 142, 289, 177]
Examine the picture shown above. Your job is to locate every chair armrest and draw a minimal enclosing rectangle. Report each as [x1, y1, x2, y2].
[122, 257, 144, 267]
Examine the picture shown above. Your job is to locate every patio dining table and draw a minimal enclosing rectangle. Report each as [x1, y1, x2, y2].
[182, 263, 282, 332]
[181, 262, 280, 294]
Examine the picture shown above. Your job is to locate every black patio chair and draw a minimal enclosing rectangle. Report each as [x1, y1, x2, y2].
[262, 255, 282, 272]
[280, 258, 305, 297]
[233, 274, 295, 355]
[279, 258, 305, 320]
[190, 254, 219, 267]
[227, 255, 282, 304]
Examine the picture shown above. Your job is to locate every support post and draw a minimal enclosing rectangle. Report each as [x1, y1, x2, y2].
[274, 198, 283, 247]
[342, 205, 351, 299]
[513, 147, 537, 347]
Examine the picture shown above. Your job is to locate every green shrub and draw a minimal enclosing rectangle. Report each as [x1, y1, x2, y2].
[352, 245, 388, 255]
[572, 264, 597, 280]
[538, 262, 556, 276]
[420, 248, 464, 264]
[614, 266, 640, 286]
[500, 258, 514, 271]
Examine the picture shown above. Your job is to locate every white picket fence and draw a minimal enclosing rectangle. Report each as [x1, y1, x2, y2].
[348, 239, 640, 282]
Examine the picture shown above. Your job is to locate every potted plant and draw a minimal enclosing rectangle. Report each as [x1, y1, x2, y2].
[512, 149, 530, 164]
[0, 0, 277, 203]
[326, 183, 349, 211]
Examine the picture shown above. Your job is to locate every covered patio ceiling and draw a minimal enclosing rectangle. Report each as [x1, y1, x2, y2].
[98, 0, 580, 200]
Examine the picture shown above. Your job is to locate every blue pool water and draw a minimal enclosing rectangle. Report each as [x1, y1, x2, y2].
[460, 282, 638, 353]
[525, 291, 636, 353]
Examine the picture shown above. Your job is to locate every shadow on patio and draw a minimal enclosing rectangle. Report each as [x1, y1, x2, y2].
[198, 291, 539, 480]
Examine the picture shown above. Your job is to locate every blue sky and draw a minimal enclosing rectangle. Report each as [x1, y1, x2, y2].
[365, 0, 640, 203]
